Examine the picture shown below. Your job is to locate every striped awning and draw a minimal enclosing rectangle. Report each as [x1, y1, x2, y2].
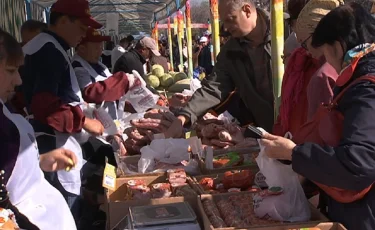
[0, 0, 26, 41]
[31, 0, 186, 35]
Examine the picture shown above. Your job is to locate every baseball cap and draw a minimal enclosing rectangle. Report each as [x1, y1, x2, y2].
[200, 36, 208, 43]
[139, 37, 160, 56]
[51, 0, 102, 29]
[80, 27, 111, 44]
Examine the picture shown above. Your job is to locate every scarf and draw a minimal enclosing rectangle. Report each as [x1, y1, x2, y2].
[337, 43, 375, 86]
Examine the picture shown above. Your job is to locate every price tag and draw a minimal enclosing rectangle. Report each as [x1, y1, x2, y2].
[102, 163, 117, 191]
[185, 130, 197, 139]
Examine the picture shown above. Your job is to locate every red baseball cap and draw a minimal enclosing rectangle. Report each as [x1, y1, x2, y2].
[80, 27, 111, 44]
[51, 0, 102, 29]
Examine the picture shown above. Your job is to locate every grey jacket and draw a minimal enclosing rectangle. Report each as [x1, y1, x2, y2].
[179, 9, 274, 131]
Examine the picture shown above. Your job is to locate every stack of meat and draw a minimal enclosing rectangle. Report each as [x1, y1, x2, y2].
[168, 169, 196, 197]
[202, 194, 280, 228]
[111, 109, 178, 156]
[195, 114, 258, 149]
[126, 169, 196, 200]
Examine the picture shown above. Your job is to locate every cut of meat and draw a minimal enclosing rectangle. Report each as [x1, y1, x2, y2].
[167, 168, 187, 184]
[151, 183, 172, 198]
[202, 199, 227, 228]
[199, 178, 215, 190]
[201, 123, 227, 139]
[171, 183, 196, 197]
[223, 170, 255, 189]
[128, 184, 151, 200]
[210, 139, 234, 148]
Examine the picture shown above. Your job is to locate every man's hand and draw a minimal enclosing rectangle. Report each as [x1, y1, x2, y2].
[40, 148, 77, 172]
[165, 115, 188, 138]
[83, 117, 104, 136]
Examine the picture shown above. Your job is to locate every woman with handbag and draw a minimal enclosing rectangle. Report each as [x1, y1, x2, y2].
[260, 3, 375, 229]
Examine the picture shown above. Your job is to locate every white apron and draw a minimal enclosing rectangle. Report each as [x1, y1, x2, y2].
[72, 54, 118, 120]
[2, 101, 77, 230]
[22, 33, 84, 195]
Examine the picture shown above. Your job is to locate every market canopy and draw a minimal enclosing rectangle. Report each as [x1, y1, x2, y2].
[30, 0, 186, 35]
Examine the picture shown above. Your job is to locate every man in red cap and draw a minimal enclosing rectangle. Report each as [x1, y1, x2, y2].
[20, 0, 104, 223]
[72, 28, 141, 120]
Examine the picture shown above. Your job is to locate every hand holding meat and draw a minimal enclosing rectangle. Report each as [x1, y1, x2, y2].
[112, 109, 181, 156]
[39, 148, 77, 172]
[168, 93, 191, 108]
[164, 115, 186, 138]
[198, 121, 249, 149]
[83, 117, 104, 136]
[260, 133, 296, 160]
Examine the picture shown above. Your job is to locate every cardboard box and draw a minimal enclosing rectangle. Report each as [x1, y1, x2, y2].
[117, 155, 166, 177]
[199, 150, 259, 175]
[198, 192, 330, 230]
[105, 175, 198, 229]
[189, 169, 260, 195]
[259, 222, 347, 230]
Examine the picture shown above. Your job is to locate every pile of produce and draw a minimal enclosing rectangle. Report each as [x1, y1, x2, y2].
[202, 194, 280, 228]
[195, 115, 258, 149]
[110, 109, 178, 156]
[198, 169, 258, 194]
[125, 169, 195, 200]
[145, 64, 189, 91]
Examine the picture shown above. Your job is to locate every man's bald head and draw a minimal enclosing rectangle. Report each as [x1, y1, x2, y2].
[220, 0, 255, 10]
[219, 0, 257, 38]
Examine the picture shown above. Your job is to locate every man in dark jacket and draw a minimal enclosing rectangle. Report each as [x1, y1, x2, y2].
[147, 53, 169, 73]
[166, 0, 274, 137]
[113, 36, 158, 76]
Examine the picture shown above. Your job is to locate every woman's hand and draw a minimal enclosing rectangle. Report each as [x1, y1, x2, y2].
[260, 133, 297, 161]
[39, 148, 77, 172]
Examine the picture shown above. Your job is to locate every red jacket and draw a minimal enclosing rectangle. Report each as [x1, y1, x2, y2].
[274, 48, 322, 136]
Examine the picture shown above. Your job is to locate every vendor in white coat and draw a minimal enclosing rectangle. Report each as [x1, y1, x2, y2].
[19, 0, 104, 222]
[72, 27, 133, 120]
[0, 29, 77, 230]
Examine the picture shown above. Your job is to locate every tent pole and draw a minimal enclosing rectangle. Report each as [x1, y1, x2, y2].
[168, 17, 174, 72]
[271, 0, 285, 120]
[186, 0, 193, 78]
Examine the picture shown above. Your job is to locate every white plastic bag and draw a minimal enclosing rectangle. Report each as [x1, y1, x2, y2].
[138, 139, 190, 173]
[123, 70, 159, 113]
[254, 130, 311, 222]
[93, 106, 118, 136]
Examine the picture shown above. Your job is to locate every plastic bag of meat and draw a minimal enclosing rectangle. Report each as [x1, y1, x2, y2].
[254, 129, 310, 222]
[123, 70, 159, 113]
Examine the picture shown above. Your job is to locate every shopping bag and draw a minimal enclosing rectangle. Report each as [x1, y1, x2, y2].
[253, 130, 311, 222]
[122, 70, 159, 113]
